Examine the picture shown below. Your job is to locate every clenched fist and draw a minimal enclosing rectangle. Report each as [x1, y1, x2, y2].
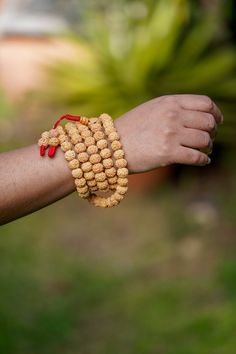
[115, 94, 223, 174]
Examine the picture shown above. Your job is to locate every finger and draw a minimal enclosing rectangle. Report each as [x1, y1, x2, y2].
[175, 146, 211, 166]
[182, 111, 217, 139]
[174, 94, 223, 124]
[180, 128, 212, 151]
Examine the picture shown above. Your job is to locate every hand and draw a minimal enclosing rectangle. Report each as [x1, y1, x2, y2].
[114, 94, 223, 174]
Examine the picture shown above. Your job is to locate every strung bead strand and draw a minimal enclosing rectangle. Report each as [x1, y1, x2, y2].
[87, 114, 128, 207]
[64, 122, 90, 199]
[38, 113, 129, 207]
[74, 120, 99, 195]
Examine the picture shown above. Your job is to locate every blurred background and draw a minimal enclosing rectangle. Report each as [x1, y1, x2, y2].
[1, 0, 236, 353]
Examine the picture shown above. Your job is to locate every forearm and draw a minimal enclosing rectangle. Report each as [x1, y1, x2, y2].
[0, 144, 75, 225]
[0, 117, 129, 225]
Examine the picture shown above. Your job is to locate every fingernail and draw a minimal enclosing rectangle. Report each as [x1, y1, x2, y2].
[207, 157, 211, 165]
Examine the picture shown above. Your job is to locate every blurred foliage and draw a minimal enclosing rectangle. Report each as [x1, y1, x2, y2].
[0, 88, 12, 120]
[1, 1, 236, 353]
[1, 175, 236, 354]
[41, 0, 236, 144]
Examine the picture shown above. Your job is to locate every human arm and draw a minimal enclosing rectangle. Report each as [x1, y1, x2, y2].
[0, 94, 223, 225]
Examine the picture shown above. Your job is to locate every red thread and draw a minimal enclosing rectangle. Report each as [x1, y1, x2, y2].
[40, 114, 82, 158]
[53, 114, 81, 129]
[48, 146, 57, 158]
[40, 145, 46, 157]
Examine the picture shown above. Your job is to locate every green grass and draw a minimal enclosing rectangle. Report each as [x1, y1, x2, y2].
[1, 175, 236, 354]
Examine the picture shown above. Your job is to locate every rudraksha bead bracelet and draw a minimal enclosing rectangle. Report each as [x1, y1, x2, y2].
[37, 114, 129, 207]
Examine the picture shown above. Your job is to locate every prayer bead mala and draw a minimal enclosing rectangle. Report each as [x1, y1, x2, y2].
[37, 114, 129, 207]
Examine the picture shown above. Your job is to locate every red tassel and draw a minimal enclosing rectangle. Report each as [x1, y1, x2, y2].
[39, 114, 83, 158]
[40, 145, 46, 157]
[48, 146, 57, 158]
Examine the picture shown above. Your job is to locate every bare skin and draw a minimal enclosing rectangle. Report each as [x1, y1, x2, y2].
[0, 94, 223, 225]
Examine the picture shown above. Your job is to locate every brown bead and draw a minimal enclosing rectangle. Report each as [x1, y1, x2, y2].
[76, 123, 87, 132]
[81, 129, 92, 139]
[65, 122, 75, 131]
[113, 191, 124, 202]
[115, 158, 127, 168]
[106, 198, 114, 208]
[94, 131, 105, 141]
[49, 137, 59, 146]
[79, 191, 90, 199]
[97, 139, 108, 150]
[102, 115, 113, 124]
[65, 150, 76, 161]
[117, 167, 128, 178]
[78, 191, 90, 199]
[68, 159, 80, 169]
[116, 185, 128, 195]
[70, 133, 82, 145]
[75, 178, 86, 187]
[81, 161, 92, 172]
[100, 148, 111, 159]
[92, 163, 104, 174]
[56, 126, 64, 135]
[108, 176, 118, 185]
[95, 172, 106, 182]
[77, 185, 89, 194]
[41, 131, 50, 139]
[100, 113, 113, 124]
[87, 145, 98, 155]
[90, 122, 102, 133]
[58, 134, 68, 144]
[103, 158, 113, 169]
[61, 141, 72, 152]
[97, 180, 109, 191]
[105, 126, 116, 135]
[109, 195, 119, 206]
[38, 137, 48, 147]
[49, 128, 58, 138]
[78, 152, 89, 163]
[89, 117, 99, 124]
[87, 179, 97, 187]
[72, 168, 83, 178]
[105, 167, 116, 178]
[89, 154, 102, 164]
[84, 171, 95, 181]
[68, 128, 77, 137]
[117, 177, 128, 186]
[114, 149, 124, 159]
[75, 142, 86, 153]
[96, 197, 108, 208]
[84, 137, 96, 146]
[111, 140, 122, 151]
[108, 132, 119, 142]
[89, 186, 99, 192]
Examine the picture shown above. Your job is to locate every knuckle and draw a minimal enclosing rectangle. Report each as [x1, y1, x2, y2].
[207, 114, 216, 130]
[200, 95, 213, 110]
[202, 132, 211, 147]
[165, 109, 178, 120]
[163, 125, 176, 139]
[191, 152, 205, 165]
